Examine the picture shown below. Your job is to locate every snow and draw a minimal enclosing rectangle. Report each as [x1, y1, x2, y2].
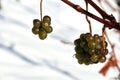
[0, 0, 119, 80]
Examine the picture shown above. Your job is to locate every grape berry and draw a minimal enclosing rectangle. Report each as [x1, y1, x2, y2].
[74, 33, 108, 65]
[32, 15, 53, 40]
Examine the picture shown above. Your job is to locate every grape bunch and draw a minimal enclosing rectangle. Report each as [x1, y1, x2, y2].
[74, 33, 108, 65]
[32, 15, 53, 40]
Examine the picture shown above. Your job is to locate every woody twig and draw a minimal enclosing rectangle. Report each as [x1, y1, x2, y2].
[61, 0, 120, 30]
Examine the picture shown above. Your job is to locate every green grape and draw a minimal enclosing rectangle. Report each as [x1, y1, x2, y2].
[80, 41, 86, 48]
[101, 41, 108, 48]
[86, 36, 93, 42]
[33, 19, 41, 28]
[42, 21, 50, 29]
[104, 41, 108, 47]
[89, 60, 94, 64]
[75, 53, 80, 59]
[77, 53, 85, 60]
[89, 49, 95, 55]
[78, 60, 83, 64]
[95, 49, 101, 55]
[101, 49, 108, 55]
[84, 59, 91, 65]
[80, 40, 86, 48]
[90, 54, 99, 62]
[83, 45, 89, 52]
[75, 52, 85, 61]
[74, 39, 81, 46]
[80, 33, 85, 39]
[75, 46, 83, 54]
[45, 26, 53, 33]
[94, 61, 99, 64]
[99, 56, 106, 63]
[39, 29, 47, 40]
[85, 33, 92, 37]
[94, 34, 99, 38]
[88, 41, 96, 49]
[95, 43, 102, 49]
[84, 61, 89, 65]
[94, 37, 101, 43]
[43, 15, 51, 22]
[32, 27, 39, 34]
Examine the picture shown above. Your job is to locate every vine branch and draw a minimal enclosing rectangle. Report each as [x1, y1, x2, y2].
[61, 0, 120, 30]
[85, 0, 114, 21]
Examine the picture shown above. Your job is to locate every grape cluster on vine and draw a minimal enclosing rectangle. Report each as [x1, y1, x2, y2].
[32, 15, 53, 40]
[74, 33, 108, 65]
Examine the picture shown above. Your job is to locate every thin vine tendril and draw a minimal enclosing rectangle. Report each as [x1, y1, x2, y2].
[85, 0, 92, 35]
[40, 0, 43, 21]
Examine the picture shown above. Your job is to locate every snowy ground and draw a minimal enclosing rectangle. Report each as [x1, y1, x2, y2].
[0, 0, 119, 80]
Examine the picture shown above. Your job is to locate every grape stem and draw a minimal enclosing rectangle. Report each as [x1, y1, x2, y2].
[61, 0, 120, 30]
[97, 0, 120, 75]
[99, 31, 120, 76]
[104, 31, 120, 72]
[40, 0, 43, 21]
[85, 0, 113, 21]
[102, 27, 105, 49]
[85, 0, 92, 35]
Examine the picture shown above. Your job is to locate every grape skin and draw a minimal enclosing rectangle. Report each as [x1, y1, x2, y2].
[99, 56, 106, 63]
[33, 19, 41, 28]
[32, 27, 39, 34]
[74, 39, 80, 46]
[45, 26, 53, 33]
[89, 49, 95, 55]
[42, 21, 50, 29]
[88, 41, 96, 49]
[43, 15, 51, 22]
[90, 54, 99, 62]
[38, 30, 47, 40]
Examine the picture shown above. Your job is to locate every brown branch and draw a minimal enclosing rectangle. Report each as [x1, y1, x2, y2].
[61, 0, 120, 30]
[86, 0, 117, 22]
[102, 27, 106, 49]
[85, 0, 108, 19]
[85, 0, 92, 34]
